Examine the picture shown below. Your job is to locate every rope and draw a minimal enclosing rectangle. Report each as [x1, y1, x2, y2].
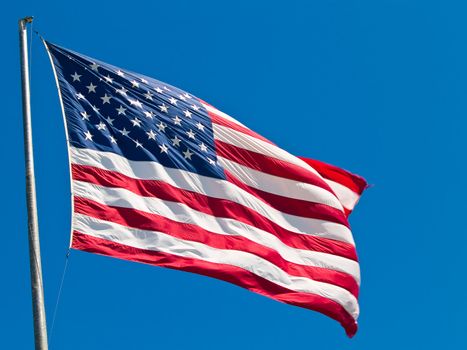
[33, 29, 44, 41]
[48, 249, 71, 346]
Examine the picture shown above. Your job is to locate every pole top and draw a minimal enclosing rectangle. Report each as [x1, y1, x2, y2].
[19, 16, 34, 28]
[21, 16, 34, 23]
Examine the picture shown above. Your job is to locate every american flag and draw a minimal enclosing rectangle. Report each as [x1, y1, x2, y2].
[45, 41, 367, 337]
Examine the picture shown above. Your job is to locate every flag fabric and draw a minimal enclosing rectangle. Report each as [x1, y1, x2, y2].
[45, 41, 367, 337]
[299, 157, 368, 217]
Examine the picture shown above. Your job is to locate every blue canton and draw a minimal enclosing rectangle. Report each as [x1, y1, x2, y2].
[47, 42, 225, 180]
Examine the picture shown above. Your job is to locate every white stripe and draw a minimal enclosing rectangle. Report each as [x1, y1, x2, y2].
[325, 179, 361, 211]
[71, 147, 354, 244]
[74, 213, 359, 319]
[73, 180, 360, 283]
[218, 156, 344, 210]
[44, 40, 76, 248]
[212, 124, 343, 207]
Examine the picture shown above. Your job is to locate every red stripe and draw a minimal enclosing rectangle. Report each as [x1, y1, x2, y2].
[224, 171, 349, 228]
[202, 99, 365, 198]
[75, 196, 359, 297]
[72, 231, 358, 337]
[204, 102, 365, 202]
[215, 140, 336, 195]
[72, 164, 358, 261]
[208, 109, 274, 145]
[298, 157, 368, 195]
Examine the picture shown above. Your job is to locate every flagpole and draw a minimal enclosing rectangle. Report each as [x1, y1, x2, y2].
[19, 16, 49, 350]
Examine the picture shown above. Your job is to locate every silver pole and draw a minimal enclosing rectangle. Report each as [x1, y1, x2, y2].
[19, 16, 49, 350]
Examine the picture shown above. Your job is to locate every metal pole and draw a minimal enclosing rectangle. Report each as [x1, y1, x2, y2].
[19, 16, 49, 350]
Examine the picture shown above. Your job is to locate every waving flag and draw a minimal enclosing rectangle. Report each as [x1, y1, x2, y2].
[45, 41, 367, 337]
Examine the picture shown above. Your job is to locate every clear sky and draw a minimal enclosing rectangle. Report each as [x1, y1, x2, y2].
[3, 1, 466, 348]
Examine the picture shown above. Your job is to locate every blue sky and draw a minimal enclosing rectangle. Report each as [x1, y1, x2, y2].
[3, 0, 466, 348]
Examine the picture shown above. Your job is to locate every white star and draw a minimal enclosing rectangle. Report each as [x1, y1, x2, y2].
[196, 122, 205, 131]
[186, 129, 196, 139]
[169, 97, 178, 105]
[144, 91, 153, 100]
[207, 157, 216, 165]
[135, 139, 143, 148]
[71, 72, 81, 81]
[141, 78, 148, 84]
[157, 122, 167, 132]
[183, 110, 192, 118]
[131, 118, 142, 127]
[116, 87, 128, 96]
[179, 94, 187, 101]
[146, 130, 157, 140]
[84, 130, 93, 141]
[119, 128, 130, 136]
[199, 143, 208, 152]
[163, 86, 171, 91]
[191, 104, 200, 111]
[184, 93, 192, 99]
[104, 75, 113, 84]
[144, 111, 154, 119]
[80, 111, 90, 121]
[155, 87, 164, 94]
[101, 94, 111, 104]
[171, 135, 181, 147]
[129, 99, 143, 108]
[96, 122, 106, 130]
[159, 104, 169, 113]
[116, 70, 125, 77]
[76, 93, 85, 100]
[86, 83, 97, 94]
[105, 116, 114, 125]
[86, 83, 97, 93]
[159, 144, 169, 153]
[109, 135, 117, 144]
[131, 80, 140, 88]
[183, 149, 194, 160]
[116, 105, 127, 115]
[92, 105, 100, 113]
[90, 63, 99, 71]
[172, 116, 182, 125]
